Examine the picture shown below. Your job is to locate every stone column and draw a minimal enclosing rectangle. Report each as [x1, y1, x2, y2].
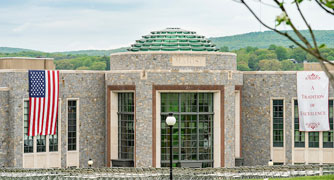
[224, 85, 235, 167]
[0, 88, 9, 167]
[285, 100, 293, 164]
[135, 81, 153, 167]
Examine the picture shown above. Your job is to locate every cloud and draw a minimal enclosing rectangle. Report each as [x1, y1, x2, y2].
[12, 22, 31, 32]
[0, 0, 333, 52]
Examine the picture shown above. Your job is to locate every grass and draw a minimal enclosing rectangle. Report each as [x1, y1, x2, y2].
[252, 175, 334, 180]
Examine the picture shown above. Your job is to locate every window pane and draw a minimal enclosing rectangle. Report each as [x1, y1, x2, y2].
[24, 101, 34, 153]
[324, 100, 334, 148]
[37, 135, 46, 152]
[68, 100, 77, 151]
[294, 100, 305, 147]
[273, 100, 284, 147]
[49, 121, 58, 152]
[118, 93, 134, 160]
[309, 132, 319, 148]
[161, 93, 213, 167]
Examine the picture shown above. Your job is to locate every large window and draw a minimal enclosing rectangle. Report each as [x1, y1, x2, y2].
[23, 100, 59, 153]
[118, 93, 134, 160]
[294, 100, 305, 147]
[161, 93, 213, 168]
[294, 100, 333, 148]
[273, 100, 284, 147]
[68, 100, 77, 151]
[309, 132, 319, 148]
[324, 100, 334, 148]
[24, 101, 33, 153]
[49, 125, 58, 152]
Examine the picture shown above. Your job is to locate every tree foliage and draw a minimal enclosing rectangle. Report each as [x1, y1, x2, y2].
[235, 0, 334, 88]
[0, 51, 109, 70]
[224, 45, 328, 71]
[259, 59, 282, 71]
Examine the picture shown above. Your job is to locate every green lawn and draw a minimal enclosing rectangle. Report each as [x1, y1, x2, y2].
[254, 175, 334, 180]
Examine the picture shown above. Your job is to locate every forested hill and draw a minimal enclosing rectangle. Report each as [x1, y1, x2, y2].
[209, 30, 334, 50]
[0, 47, 38, 53]
[55, 47, 128, 56]
[1, 30, 334, 55]
[0, 47, 128, 56]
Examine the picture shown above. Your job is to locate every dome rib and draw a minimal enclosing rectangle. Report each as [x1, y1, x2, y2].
[128, 28, 219, 52]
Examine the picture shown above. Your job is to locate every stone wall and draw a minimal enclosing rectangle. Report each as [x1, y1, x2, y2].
[0, 88, 9, 167]
[59, 71, 106, 168]
[110, 52, 237, 71]
[0, 57, 55, 70]
[106, 69, 243, 167]
[241, 72, 334, 166]
[0, 70, 106, 168]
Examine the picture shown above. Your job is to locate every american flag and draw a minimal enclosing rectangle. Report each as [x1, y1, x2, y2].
[28, 70, 59, 136]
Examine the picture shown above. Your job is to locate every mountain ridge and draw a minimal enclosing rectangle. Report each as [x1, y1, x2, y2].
[1, 30, 334, 56]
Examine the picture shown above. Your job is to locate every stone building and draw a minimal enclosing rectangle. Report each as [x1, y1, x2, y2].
[0, 57, 55, 70]
[0, 28, 333, 168]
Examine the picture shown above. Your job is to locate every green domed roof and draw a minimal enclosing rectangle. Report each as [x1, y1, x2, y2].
[128, 28, 219, 52]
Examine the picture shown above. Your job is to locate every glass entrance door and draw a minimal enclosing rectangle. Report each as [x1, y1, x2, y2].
[160, 93, 213, 168]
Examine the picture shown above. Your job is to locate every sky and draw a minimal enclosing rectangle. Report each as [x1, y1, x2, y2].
[0, 0, 333, 52]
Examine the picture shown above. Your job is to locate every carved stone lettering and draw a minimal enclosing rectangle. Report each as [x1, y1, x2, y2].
[172, 56, 206, 67]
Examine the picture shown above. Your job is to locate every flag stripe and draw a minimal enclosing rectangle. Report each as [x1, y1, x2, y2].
[55, 71, 59, 134]
[51, 71, 56, 134]
[37, 98, 40, 135]
[52, 71, 59, 135]
[42, 72, 49, 135]
[33, 98, 37, 136]
[37, 98, 41, 135]
[39, 98, 44, 134]
[46, 71, 52, 135]
[28, 70, 59, 137]
[48, 71, 54, 135]
[28, 98, 33, 136]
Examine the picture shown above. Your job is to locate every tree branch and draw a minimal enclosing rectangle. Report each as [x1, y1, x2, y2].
[273, 0, 314, 50]
[294, 0, 318, 52]
[239, 0, 309, 52]
[237, 0, 334, 89]
[315, 0, 334, 15]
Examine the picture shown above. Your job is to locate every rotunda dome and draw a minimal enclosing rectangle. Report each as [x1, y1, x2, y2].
[128, 28, 219, 52]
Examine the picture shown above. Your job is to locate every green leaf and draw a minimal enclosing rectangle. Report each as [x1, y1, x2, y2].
[319, 44, 326, 48]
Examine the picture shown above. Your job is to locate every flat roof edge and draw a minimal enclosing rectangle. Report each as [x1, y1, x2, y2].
[110, 51, 236, 56]
[0, 69, 107, 73]
[0, 57, 54, 60]
[0, 87, 10, 91]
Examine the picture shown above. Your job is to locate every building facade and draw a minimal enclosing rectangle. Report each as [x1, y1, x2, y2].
[0, 28, 334, 168]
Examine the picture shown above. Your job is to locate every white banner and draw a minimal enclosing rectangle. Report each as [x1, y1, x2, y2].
[297, 71, 329, 131]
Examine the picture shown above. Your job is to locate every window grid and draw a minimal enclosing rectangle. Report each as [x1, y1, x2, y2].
[68, 100, 77, 151]
[294, 100, 305, 147]
[24, 101, 33, 153]
[294, 100, 333, 148]
[49, 124, 58, 152]
[36, 135, 46, 152]
[161, 93, 213, 168]
[24, 100, 58, 153]
[309, 132, 319, 148]
[118, 93, 134, 160]
[324, 100, 334, 148]
[273, 100, 284, 147]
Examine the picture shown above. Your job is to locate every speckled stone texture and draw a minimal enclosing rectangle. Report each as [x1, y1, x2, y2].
[110, 52, 237, 71]
[0, 89, 9, 167]
[241, 72, 292, 166]
[0, 51, 242, 168]
[106, 52, 242, 168]
[240, 72, 321, 166]
[59, 72, 106, 168]
[0, 71, 106, 168]
[106, 71, 242, 167]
